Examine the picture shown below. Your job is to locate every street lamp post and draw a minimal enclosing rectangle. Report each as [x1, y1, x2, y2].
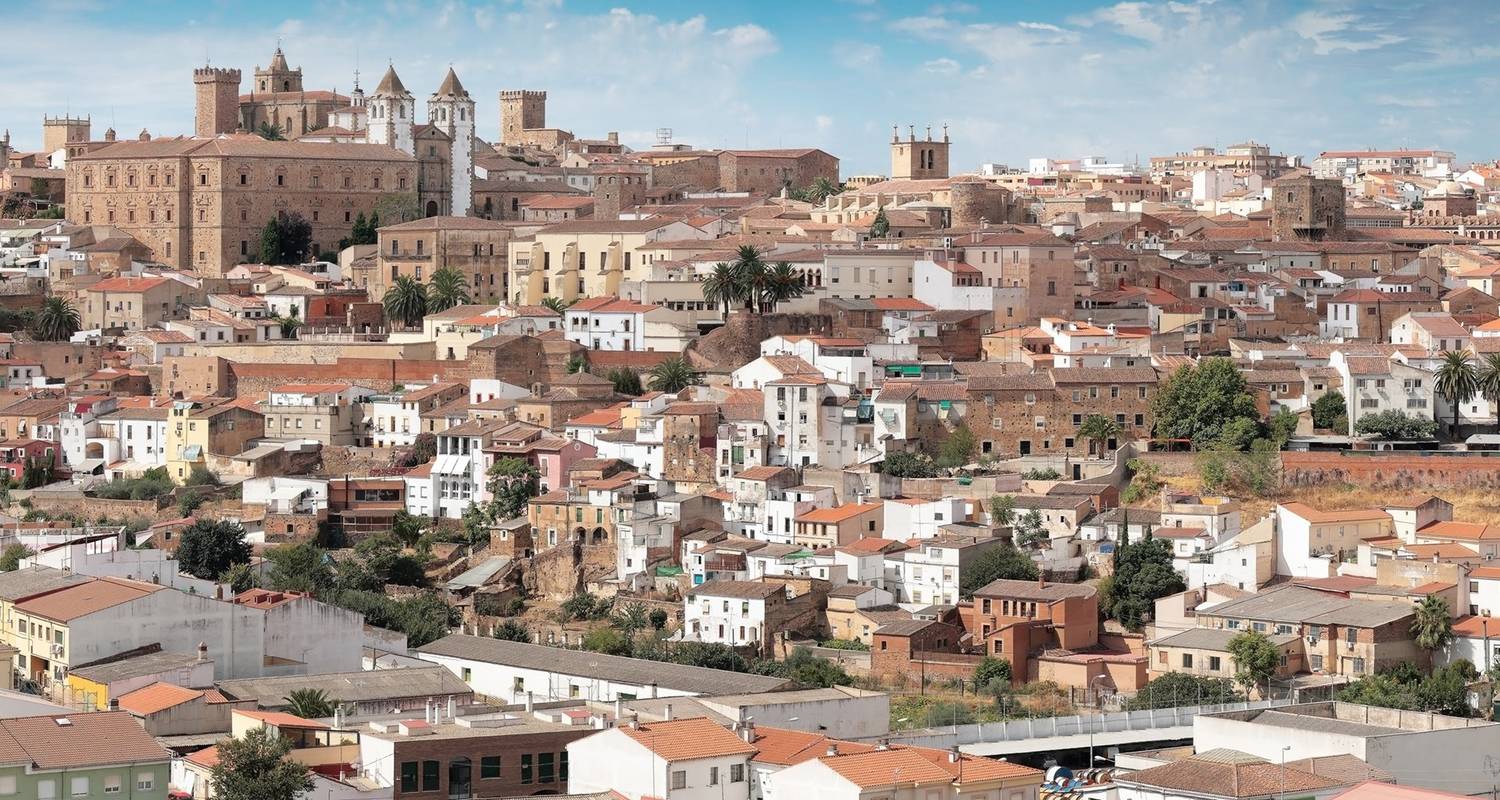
[1280, 745, 1291, 800]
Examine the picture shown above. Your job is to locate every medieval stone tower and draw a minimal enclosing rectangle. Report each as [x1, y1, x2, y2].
[42, 116, 91, 155]
[1271, 175, 1346, 242]
[429, 68, 475, 216]
[193, 67, 242, 137]
[368, 65, 415, 155]
[254, 47, 303, 94]
[890, 124, 950, 181]
[499, 90, 546, 145]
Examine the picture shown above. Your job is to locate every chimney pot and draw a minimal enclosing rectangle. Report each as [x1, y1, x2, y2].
[826, 743, 838, 757]
[664, 703, 673, 721]
[525, 691, 534, 713]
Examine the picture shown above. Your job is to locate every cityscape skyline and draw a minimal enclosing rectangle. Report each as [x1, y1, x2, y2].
[5, 0, 1492, 174]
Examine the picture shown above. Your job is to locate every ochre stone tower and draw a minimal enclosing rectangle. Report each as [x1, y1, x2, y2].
[193, 67, 242, 137]
[499, 90, 546, 145]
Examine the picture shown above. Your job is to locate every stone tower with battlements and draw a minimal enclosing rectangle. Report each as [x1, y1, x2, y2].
[368, 65, 415, 156]
[429, 67, 475, 216]
[890, 124, 950, 181]
[499, 90, 546, 146]
[194, 67, 242, 137]
[42, 116, 90, 155]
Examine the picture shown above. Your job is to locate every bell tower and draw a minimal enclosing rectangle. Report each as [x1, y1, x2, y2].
[890, 124, 950, 181]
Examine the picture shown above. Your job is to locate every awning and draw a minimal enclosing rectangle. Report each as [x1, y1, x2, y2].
[433, 453, 469, 474]
[74, 458, 105, 474]
[182, 445, 203, 460]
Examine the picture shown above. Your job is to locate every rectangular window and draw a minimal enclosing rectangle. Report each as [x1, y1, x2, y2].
[422, 760, 440, 791]
[481, 756, 501, 779]
[36, 780, 55, 800]
[521, 754, 534, 784]
[1182, 653, 1193, 668]
[70, 777, 88, 798]
[731, 764, 746, 783]
[0, 775, 14, 795]
[671, 771, 687, 790]
[400, 762, 419, 792]
[539, 752, 555, 783]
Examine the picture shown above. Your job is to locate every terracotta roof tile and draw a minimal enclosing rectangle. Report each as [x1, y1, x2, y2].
[116, 682, 203, 716]
[619, 716, 758, 761]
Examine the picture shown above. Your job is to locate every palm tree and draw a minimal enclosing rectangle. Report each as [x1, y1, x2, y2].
[807, 176, 843, 204]
[32, 297, 81, 341]
[1479, 353, 1500, 423]
[383, 275, 429, 328]
[762, 261, 806, 312]
[1434, 350, 1479, 439]
[283, 688, 335, 719]
[1078, 414, 1122, 457]
[730, 245, 768, 312]
[255, 121, 285, 141]
[540, 296, 573, 313]
[701, 262, 738, 319]
[426, 266, 470, 313]
[1412, 594, 1453, 651]
[648, 356, 700, 393]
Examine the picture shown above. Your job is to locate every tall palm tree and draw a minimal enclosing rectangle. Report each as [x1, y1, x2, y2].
[1434, 349, 1479, 438]
[255, 121, 285, 141]
[383, 275, 429, 328]
[1412, 594, 1453, 651]
[730, 245, 768, 312]
[539, 296, 573, 313]
[1078, 414, 1122, 457]
[426, 266, 470, 313]
[648, 356, 700, 393]
[1479, 353, 1500, 422]
[32, 297, 81, 341]
[762, 261, 806, 312]
[701, 262, 738, 319]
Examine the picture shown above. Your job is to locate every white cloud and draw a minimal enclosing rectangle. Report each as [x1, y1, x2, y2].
[1291, 10, 1405, 55]
[815, 115, 834, 133]
[923, 57, 961, 75]
[835, 42, 882, 69]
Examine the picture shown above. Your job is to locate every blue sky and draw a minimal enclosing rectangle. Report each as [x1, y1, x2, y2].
[5, 0, 1495, 175]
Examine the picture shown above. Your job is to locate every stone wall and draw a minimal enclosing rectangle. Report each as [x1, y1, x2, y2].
[181, 340, 433, 364]
[227, 357, 468, 397]
[25, 492, 166, 521]
[685, 312, 833, 374]
[1281, 451, 1500, 489]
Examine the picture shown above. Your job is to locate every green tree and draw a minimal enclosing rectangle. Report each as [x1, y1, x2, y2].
[209, 725, 314, 800]
[383, 275, 429, 328]
[762, 261, 806, 313]
[701, 262, 739, 319]
[869, 206, 890, 238]
[566, 354, 588, 374]
[1412, 594, 1454, 652]
[274, 315, 302, 340]
[972, 656, 1012, 692]
[426, 266, 471, 313]
[649, 607, 669, 630]
[283, 688, 335, 719]
[807, 176, 843, 204]
[391, 510, 426, 548]
[1353, 409, 1438, 440]
[1226, 630, 1279, 697]
[492, 619, 532, 643]
[1106, 538, 1184, 631]
[374, 192, 422, 224]
[175, 520, 251, 580]
[936, 425, 976, 468]
[1434, 350, 1479, 438]
[0, 544, 32, 572]
[1311, 390, 1348, 432]
[989, 495, 1016, 527]
[1215, 416, 1263, 451]
[881, 450, 939, 478]
[1078, 414, 1122, 456]
[771, 646, 854, 688]
[648, 357, 701, 393]
[265, 542, 335, 595]
[486, 457, 541, 521]
[1268, 407, 1300, 447]
[221, 562, 259, 594]
[1014, 509, 1047, 549]
[959, 543, 1037, 597]
[1121, 458, 1164, 503]
[257, 214, 312, 265]
[731, 245, 769, 312]
[1480, 353, 1500, 423]
[20, 456, 53, 489]
[31, 297, 81, 341]
[607, 367, 644, 396]
[1152, 358, 1259, 447]
[255, 121, 285, 141]
[1124, 673, 1238, 710]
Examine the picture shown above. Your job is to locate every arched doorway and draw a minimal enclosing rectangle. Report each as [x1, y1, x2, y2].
[572, 527, 587, 543]
[425, 200, 439, 217]
[448, 757, 472, 799]
[591, 527, 607, 544]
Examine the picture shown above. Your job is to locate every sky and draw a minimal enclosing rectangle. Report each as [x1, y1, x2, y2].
[4, 0, 1496, 175]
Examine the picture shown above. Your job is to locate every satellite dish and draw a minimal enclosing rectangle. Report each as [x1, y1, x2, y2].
[1046, 766, 1075, 785]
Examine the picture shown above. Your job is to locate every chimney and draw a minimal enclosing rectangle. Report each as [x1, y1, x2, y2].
[875, 738, 890, 751]
[949, 745, 961, 763]
[425, 700, 434, 724]
[447, 695, 457, 720]
[334, 705, 344, 730]
[1037, 574, 1046, 589]
[196, 642, 208, 662]
[647, 682, 658, 699]
[664, 703, 674, 721]
[630, 714, 641, 730]
[614, 698, 623, 721]
[525, 691, 534, 713]
[739, 720, 755, 743]
[826, 743, 839, 757]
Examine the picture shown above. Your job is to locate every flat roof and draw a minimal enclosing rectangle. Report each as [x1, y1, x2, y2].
[216, 665, 473, 707]
[416, 634, 791, 696]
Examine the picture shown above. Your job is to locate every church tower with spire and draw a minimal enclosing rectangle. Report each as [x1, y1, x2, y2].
[428, 67, 474, 216]
[367, 65, 414, 155]
[254, 47, 303, 94]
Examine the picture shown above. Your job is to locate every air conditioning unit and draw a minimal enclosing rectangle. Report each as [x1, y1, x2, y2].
[50, 644, 63, 657]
